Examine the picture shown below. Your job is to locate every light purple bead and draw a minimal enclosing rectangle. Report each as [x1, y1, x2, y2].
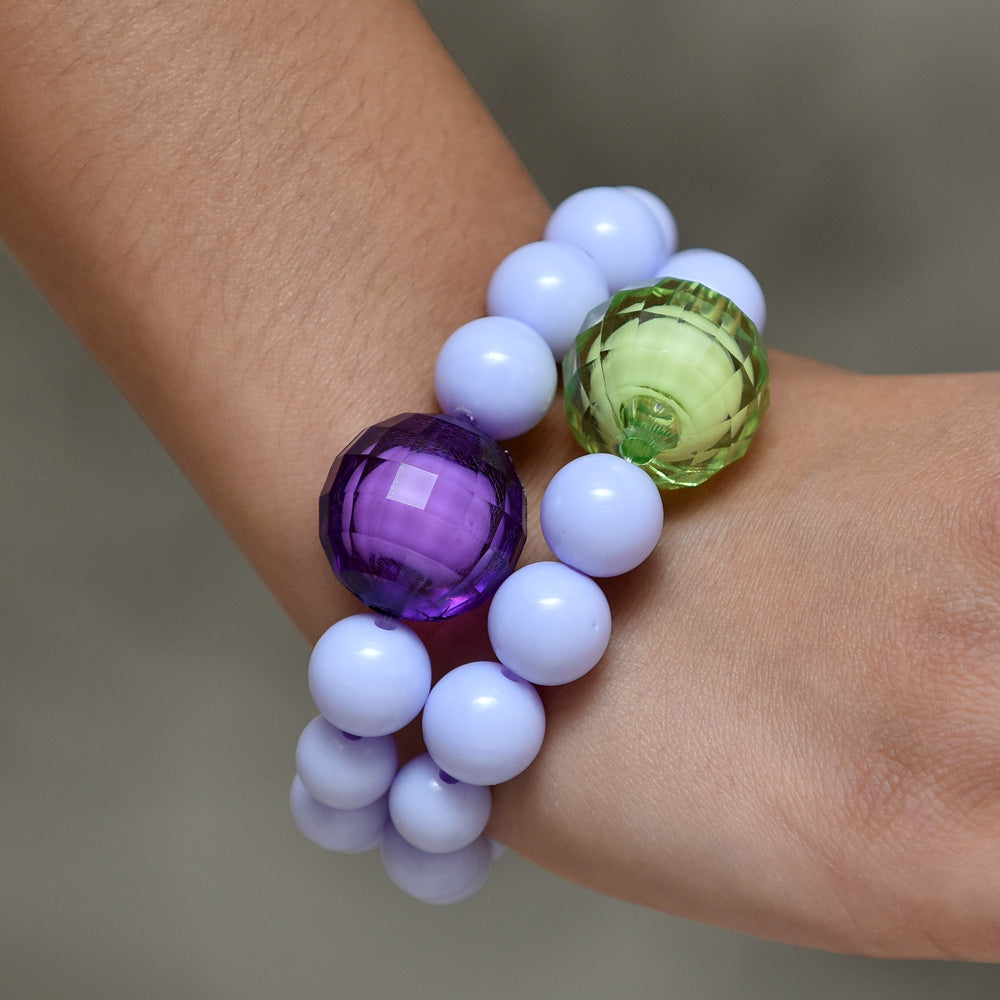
[544, 187, 666, 291]
[388, 753, 492, 854]
[290, 776, 388, 854]
[540, 454, 664, 577]
[486, 241, 609, 359]
[619, 187, 678, 262]
[381, 824, 493, 904]
[658, 248, 766, 332]
[422, 660, 546, 786]
[295, 715, 398, 809]
[308, 614, 431, 737]
[320, 413, 526, 621]
[435, 316, 557, 440]
[487, 561, 611, 685]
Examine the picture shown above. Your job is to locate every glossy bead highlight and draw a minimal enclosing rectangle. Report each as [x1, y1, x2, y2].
[540, 454, 663, 577]
[544, 186, 666, 291]
[488, 561, 611, 685]
[422, 661, 546, 786]
[563, 280, 769, 488]
[320, 413, 526, 621]
[435, 316, 557, 439]
[486, 240, 609, 359]
[308, 614, 431, 737]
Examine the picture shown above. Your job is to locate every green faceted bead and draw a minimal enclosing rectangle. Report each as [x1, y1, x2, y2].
[562, 278, 769, 489]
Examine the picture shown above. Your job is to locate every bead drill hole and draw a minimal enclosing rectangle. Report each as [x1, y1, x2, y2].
[618, 393, 681, 465]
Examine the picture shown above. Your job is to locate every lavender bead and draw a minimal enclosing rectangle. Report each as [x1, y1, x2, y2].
[435, 316, 557, 440]
[619, 187, 678, 262]
[486, 241, 609, 359]
[295, 715, 398, 809]
[290, 776, 388, 854]
[544, 187, 666, 291]
[388, 753, 492, 854]
[308, 614, 431, 737]
[487, 561, 611, 685]
[658, 248, 766, 332]
[422, 660, 545, 786]
[320, 413, 526, 621]
[381, 824, 493, 904]
[540, 454, 663, 577]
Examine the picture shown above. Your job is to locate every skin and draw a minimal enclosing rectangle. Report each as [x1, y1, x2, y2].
[1, 0, 997, 959]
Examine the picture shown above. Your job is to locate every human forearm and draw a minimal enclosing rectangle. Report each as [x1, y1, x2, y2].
[4, 0, 1000, 960]
[0, 0, 549, 636]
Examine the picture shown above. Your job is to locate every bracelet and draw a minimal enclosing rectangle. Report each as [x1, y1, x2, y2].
[290, 186, 769, 903]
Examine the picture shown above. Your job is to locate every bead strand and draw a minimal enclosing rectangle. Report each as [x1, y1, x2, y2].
[290, 185, 769, 903]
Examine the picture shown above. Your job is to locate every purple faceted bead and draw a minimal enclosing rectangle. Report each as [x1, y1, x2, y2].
[320, 413, 526, 621]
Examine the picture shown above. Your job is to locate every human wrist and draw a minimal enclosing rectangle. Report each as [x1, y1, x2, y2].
[293, 183, 770, 900]
[0, 0, 551, 641]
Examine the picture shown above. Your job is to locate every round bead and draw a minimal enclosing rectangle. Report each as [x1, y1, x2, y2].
[295, 715, 398, 809]
[619, 187, 678, 263]
[290, 776, 388, 854]
[563, 280, 770, 488]
[308, 614, 431, 737]
[422, 661, 545, 786]
[486, 241, 609, 359]
[388, 753, 492, 854]
[434, 316, 557, 440]
[659, 248, 766, 332]
[544, 186, 666, 291]
[487, 561, 611, 685]
[380, 824, 493, 904]
[320, 413, 526, 621]
[540, 454, 663, 577]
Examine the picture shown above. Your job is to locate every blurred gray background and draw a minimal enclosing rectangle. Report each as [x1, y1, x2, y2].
[3, 0, 999, 996]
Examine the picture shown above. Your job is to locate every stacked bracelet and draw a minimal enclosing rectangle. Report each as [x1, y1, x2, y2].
[290, 185, 770, 903]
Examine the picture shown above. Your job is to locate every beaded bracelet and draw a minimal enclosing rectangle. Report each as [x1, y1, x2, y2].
[290, 186, 769, 903]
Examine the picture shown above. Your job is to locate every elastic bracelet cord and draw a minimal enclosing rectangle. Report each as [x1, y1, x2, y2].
[290, 185, 770, 903]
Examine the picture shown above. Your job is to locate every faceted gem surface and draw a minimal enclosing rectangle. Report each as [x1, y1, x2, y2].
[562, 278, 770, 488]
[320, 413, 526, 621]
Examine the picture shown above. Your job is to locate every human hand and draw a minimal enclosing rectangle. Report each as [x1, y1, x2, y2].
[478, 355, 1000, 961]
[4, 0, 996, 962]
[481, 353, 1000, 960]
